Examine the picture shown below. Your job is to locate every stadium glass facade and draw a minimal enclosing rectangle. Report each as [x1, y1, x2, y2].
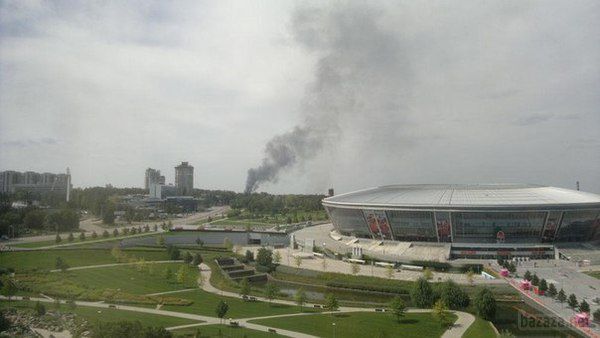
[325, 206, 600, 244]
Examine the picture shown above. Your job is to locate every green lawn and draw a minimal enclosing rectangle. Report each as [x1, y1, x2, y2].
[63, 262, 198, 294]
[2, 300, 200, 328]
[0, 249, 169, 272]
[462, 316, 496, 338]
[11, 231, 160, 249]
[250, 312, 457, 338]
[173, 324, 285, 337]
[161, 289, 319, 319]
[584, 271, 600, 279]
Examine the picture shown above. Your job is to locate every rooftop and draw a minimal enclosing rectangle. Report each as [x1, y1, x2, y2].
[323, 184, 600, 209]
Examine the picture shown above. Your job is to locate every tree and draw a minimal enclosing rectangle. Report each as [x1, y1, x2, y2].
[111, 246, 123, 262]
[295, 256, 303, 271]
[0, 276, 17, 307]
[568, 294, 578, 309]
[67, 232, 74, 242]
[91, 231, 98, 239]
[474, 287, 496, 320]
[273, 251, 282, 265]
[593, 309, 600, 323]
[531, 274, 539, 286]
[195, 237, 204, 247]
[192, 253, 203, 266]
[55, 233, 62, 244]
[157, 235, 165, 246]
[215, 300, 229, 324]
[256, 247, 273, 270]
[79, 232, 86, 241]
[439, 279, 470, 309]
[239, 278, 251, 299]
[24, 210, 46, 229]
[423, 268, 433, 281]
[245, 250, 254, 262]
[324, 293, 339, 312]
[102, 206, 116, 224]
[386, 265, 394, 279]
[166, 245, 180, 260]
[466, 269, 474, 286]
[547, 283, 557, 298]
[183, 251, 193, 264]
[0, 311, 10, 332]
[389, 296, 406, 322]
[102, 230, 109, 238]
[295, 288, 307, 312]
[164, 267, 173, 280]
[264, 283, 279, 304]
[507, 262, 516, 274]
[350, 263, 360, 275]
[113, 228, 119, 237]
[538, 279, 548, 294]
[176, 266, 187, 284]
[34, 301, 46, 316]
[55, 256, 69, 272]
[557, 289, 567, 304]
[432, 299, 451, 327]
[579, 299, 590, 313]
[524, 270, 532, 281]
[410, 277, 436, 308]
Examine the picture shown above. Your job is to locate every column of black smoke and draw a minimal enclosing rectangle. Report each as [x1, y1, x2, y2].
[245, 4, 407, 193]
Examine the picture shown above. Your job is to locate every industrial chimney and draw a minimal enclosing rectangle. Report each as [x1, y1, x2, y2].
[328, 188, 334, 197]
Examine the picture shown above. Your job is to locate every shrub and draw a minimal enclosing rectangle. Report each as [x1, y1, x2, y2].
[438, 279, 470, 309]
[474, 287, 496, 320]
[410, 277, 436, 308]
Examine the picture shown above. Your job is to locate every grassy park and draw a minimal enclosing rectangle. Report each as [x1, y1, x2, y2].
[2, 301, 200, 329]
[250, 312, 457, 338]
[462, 316, 497, 338]
[0, 248, 170, 272]
[161, 289, 319, 319]
[172, 324, 285, 337]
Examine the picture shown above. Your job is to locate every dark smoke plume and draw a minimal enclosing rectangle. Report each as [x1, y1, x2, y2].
[245, 4, 408, 193]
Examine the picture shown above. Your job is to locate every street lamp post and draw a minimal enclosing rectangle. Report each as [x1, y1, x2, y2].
[332, 322, 336, 338]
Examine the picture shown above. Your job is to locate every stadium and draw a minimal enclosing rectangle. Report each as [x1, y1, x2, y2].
[318, 184, 600, 260]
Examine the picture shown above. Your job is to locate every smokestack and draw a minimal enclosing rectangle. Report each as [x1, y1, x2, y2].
[576, 181, 580, 191]
[328, 188, 334, 197]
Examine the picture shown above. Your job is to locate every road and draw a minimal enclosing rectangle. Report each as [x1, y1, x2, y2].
[3, 206, 230, 248]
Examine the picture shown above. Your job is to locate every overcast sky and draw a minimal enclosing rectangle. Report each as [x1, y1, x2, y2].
[1, 1, 599, 194]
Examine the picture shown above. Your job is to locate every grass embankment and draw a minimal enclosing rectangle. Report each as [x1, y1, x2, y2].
[16, 262, 197, 306]
[0, 248, 169, 272]
[1, 300, 200, 328]
[172, 324, 285, 337]
[462, 316, 497, 338]
[161, 289, 317, 319]
[205, 210, 328, 227]
[250, 312, 457, 338]
[11, 231, 160, 249]
[584, 271, 600, 279]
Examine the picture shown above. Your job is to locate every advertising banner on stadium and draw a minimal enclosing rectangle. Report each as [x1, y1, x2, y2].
[435, 211, 452, 242]
[364, 211, 381, 238]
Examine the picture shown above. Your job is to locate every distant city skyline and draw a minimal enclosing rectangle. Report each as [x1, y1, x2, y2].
[1, 1, 599, 194]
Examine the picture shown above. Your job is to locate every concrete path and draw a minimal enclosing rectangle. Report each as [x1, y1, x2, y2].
[49, 260, 182, 273]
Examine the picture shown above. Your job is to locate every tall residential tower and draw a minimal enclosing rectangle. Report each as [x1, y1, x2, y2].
[175, 162, 194, 196]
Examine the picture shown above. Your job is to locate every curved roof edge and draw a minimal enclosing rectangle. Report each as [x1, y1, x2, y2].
[322, 184, 600, 210]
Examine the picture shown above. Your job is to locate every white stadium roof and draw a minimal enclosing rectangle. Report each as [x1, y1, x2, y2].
[322, 184, 600, 209]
